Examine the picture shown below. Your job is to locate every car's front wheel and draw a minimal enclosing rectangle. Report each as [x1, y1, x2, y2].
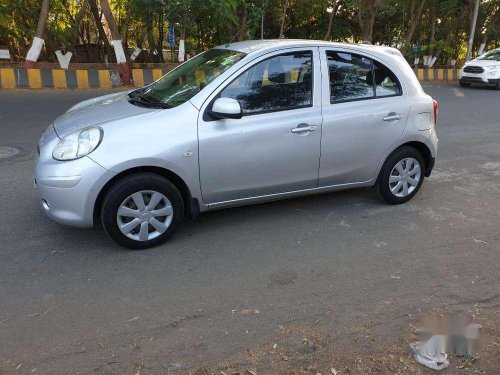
[376, 146, 425, 205]
[101, 173, 184, 249]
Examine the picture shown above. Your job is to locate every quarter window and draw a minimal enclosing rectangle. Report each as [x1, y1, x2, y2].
[220, 51, 313, 114]
[326, 51, 401, 103]
[373, 61, 401, 97]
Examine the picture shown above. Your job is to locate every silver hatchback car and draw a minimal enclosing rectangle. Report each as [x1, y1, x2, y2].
[35, 40, 438, 249]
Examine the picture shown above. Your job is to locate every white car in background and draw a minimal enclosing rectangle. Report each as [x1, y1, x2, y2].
[459, 48, 500, 89]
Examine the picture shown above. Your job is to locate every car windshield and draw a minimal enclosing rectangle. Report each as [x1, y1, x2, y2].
[140, 49, 246, 108]
[478, 51, 500, 61]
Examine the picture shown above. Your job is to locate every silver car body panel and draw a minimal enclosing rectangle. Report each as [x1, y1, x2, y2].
[87, 100, 204, 206]
[34, 39, 438, 228]
[198, 47, 323, 203]
[54, 92, 157, 138]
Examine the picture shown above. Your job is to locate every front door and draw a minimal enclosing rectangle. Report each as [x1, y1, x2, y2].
[198, 48, 322, 204]
[318, 48, 411, 186]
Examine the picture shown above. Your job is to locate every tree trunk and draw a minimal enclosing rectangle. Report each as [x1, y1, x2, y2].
[478, 7, 500, 54]
[358, 0, 378, 43]
[158, 12, 165, 62]
[237, 1, 248, 42]
[89, 0, 112, 61]
[324, 1, 340, 40]
[178, 1, 188, 62]
[404, 0, 426, 45]
[279, 0, 288, 38]
[122, 14, 131, 53]
[100, 0, 130, 83]
[146, 23, 156, 62]
[25, 0, 50, 68]
[466, 0, 480, 61]
[100, 0, 119, 40]
[69, 0, 89, 52]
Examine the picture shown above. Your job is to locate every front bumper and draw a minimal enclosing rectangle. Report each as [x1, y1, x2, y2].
[34, 156, 112, 228]
[34, 126, 114, 228]
[459, 71, 499, 85]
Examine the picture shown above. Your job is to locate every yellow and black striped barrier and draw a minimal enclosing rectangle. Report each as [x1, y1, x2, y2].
[0, 67, 171, 89]
[414, 68, 459, 82]
[0, 67, 458, 89]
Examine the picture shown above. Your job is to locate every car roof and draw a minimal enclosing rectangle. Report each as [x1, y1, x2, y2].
[214, 39, 404, 58]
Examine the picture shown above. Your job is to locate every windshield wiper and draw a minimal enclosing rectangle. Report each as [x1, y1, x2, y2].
[141, 94, 173, 109]
[128, 93, 171, 109]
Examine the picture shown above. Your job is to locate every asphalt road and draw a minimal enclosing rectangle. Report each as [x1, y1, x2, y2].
[0, 84, 499, 374]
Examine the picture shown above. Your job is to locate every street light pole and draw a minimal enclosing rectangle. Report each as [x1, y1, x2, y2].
[466, 0, 480, 62]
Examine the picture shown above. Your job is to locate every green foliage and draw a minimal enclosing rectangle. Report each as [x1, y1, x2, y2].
[0, 0, 499, 63]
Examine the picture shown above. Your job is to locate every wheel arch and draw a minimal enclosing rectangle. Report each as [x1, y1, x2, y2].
[400, 141, 434, 177]
[93, 166, 200, 225]
[376, 140, 434, 182]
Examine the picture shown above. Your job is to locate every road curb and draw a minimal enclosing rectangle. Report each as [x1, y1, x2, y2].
[0, 67, 458, 89]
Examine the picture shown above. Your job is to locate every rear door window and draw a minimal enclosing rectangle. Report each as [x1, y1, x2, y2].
[327, 52, 374, 102]
[326, 51, 402, 103]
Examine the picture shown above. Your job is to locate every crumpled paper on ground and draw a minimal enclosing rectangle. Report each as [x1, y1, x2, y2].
[410, 334, 450, 370]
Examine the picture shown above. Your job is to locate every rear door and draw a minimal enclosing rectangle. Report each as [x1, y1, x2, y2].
[198, 48, 322, 204]
[318, 48, 411, 186]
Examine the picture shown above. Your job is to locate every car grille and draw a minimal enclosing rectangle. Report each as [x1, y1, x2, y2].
[463, 66, 484, 74]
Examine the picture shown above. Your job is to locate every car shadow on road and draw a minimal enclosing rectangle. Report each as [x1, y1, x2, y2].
[34, 186, 385, 254]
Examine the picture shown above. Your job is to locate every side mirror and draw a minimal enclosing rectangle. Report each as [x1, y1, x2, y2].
[210, 97, 242, 119]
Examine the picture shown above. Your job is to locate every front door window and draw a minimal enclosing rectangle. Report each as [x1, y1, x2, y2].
[220, 51, 313, 115]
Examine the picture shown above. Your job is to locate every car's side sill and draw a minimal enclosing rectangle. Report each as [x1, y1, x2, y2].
[207, 180, 374, 210]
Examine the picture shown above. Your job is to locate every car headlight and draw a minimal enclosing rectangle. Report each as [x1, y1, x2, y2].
[52, 127, 103, 161]
[486, 65, 500, 71]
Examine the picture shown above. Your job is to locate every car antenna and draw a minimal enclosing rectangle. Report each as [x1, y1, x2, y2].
[225, 28, 243, 48]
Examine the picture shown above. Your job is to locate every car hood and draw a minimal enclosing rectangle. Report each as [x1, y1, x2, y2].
[53, 92, 160, 138]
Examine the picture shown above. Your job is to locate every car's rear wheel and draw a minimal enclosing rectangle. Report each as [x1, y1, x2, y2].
[459, 82, 471, 88]
[376, 146, 425, 205]
[101, 173, 184, 249]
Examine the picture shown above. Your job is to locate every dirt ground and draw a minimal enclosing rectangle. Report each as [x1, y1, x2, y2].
[183, 306, 499, 375]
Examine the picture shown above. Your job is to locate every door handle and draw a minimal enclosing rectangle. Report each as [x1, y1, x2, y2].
[383, 113, 404, 122]
[291, 124, 317, 134]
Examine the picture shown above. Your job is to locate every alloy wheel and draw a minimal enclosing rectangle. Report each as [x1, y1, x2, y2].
[388, 157, 421, 198]
[117, 190, 173, 241]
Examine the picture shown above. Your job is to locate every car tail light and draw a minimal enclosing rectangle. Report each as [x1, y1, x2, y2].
[433, 99, 439, 126]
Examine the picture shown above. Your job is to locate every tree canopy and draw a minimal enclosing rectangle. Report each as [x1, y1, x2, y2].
[1, 0, 499, 66]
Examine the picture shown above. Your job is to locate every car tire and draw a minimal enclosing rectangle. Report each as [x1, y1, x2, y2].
[101, 173, 184, 249]
[375, 146, 425, 205]
[495, 80, 500, 90]
[459, 82, 471, 88]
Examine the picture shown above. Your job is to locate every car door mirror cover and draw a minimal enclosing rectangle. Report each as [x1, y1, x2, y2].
[210, 97, 243, 119]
